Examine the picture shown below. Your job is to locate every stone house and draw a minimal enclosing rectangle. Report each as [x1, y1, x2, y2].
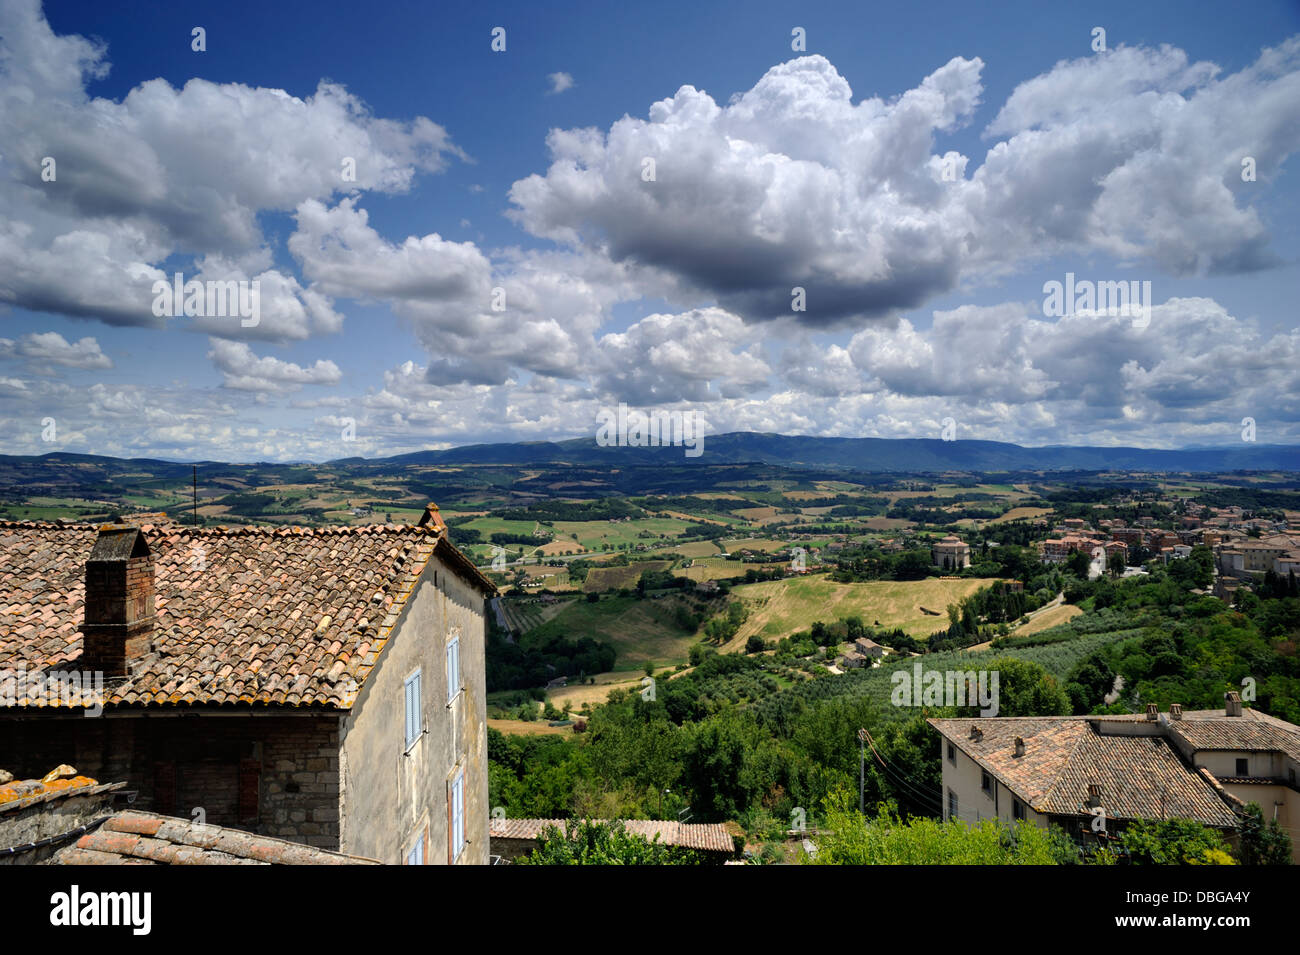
[853, 637, 885, 659]
[0, 504, 495, 865]
[931, 696, 1300, 861]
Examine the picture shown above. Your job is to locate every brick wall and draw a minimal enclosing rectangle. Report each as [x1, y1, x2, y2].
[0, 713, 342, 850]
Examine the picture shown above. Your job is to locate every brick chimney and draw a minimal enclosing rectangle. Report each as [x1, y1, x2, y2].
[1087, 784, 1103, 808]
[1170, 703, 1183, 721]
[1145, 703, 1159, 721]
[418, 502, 447, 533]
[1225, 691, 1243, 717]
[82, 525, 155, 676]
[1013, 737, 1025, 758]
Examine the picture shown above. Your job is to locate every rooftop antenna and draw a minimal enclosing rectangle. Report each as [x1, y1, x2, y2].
[192, 465, 198, 526]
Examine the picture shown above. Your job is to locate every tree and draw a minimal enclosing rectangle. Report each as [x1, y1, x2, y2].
[808, 788, 1075, 865]
[1116, 818, 1235, 865]
[1107, 549, 1126, 578]
[1066, 549, 1092, 579]
[968, 657, 1071, 717]
[746, 635, 766, 654]
[1236, 803, 1293, 865]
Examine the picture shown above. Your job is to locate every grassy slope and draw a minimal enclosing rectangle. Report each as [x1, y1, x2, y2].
[725, 575, 1001, 648]
[521, 593, 701, 671]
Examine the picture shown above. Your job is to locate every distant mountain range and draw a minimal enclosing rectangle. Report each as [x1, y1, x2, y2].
[6, 433, 1297, 474]
[351, 432, 1300, 473]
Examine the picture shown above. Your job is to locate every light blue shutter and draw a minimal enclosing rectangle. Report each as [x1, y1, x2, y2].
[446, 637, 460, 703]
[407, 835, 424, 865]
[452, 770, 465, 858]
[404, 670, 421, 747]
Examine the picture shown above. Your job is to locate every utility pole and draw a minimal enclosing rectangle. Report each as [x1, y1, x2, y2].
[858, 728, 869, 814]
[192, 465, 198, 525]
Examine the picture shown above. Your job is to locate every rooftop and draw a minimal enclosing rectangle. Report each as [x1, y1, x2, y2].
[929, 716, 1240, 827]
[50, 810, 380, 865]
[0, 512, 493, 711]
[490, 817, 735, 854]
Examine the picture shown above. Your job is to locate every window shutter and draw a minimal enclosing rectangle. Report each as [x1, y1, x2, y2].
[452, 770, 465, 860]
[404, 670, 422, 747]
[449, 779, 460, 867]
[446, 637, 459, 704]
[407, 835, 424, 865]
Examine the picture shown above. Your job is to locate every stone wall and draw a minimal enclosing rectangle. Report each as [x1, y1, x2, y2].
[0, 785, 120, 865]
[0, 713, 341, 849]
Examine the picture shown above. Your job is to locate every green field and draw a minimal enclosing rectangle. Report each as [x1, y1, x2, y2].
[521, 594, 703, 671]
[725, 575, 1002, 648]
[583, 559, 673, 593]
[552, 517, 695, 550]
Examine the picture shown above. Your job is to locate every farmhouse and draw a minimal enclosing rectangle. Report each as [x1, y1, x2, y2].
[0, 504, 495, 864]
[931, 696, 1300, 861]
[853, 637, 885, 659]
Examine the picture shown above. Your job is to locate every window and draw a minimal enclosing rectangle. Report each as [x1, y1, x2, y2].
[1012, 799, 1025, 821]
[446, 635, 461, 705]
[1235, 757, 1249, 776]
[404, 669, 422, 749]
[947, 789, 958, 821]
[981, 771, 992, 795]
[450, 769, 465, 861]
[406, 834, 424, 865]
[947, 742, 956, 764]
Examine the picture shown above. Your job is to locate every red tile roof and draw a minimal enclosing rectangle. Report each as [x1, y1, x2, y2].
[51, 811, 379, 865]
[930, 717, 1239, 828]
[0, 518, 493, 710]
[0, 774, 122, 814]
[490, 817, 735, 853]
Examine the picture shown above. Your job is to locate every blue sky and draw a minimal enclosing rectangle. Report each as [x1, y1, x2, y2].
[2, 0, 1299, 461]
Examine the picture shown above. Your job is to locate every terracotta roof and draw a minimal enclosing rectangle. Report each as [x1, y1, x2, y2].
[0, 518, 493, 710]
[50, 811, 379, 865]
[0, 772, 122, 814]
[490, 817, 735, 853]
[1096, 709, 1300, 761]
[1167, 718, 1300, 762]
[930, 717, 1239, 828]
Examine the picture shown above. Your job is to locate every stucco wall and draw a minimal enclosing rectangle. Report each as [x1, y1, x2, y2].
[939, 740, 1048, 828]
[338, 553, 488, 864]
[1220, 783, 1300, 863]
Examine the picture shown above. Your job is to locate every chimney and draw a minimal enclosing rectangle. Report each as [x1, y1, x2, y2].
[1170, 703, 1183, 721]
[1087, 784, 1102, 808]
[969, 726, 983, 742]
[1145, 703, 1159, 721]
[1225, 691, 1243, 717]
[82, 525, 155, 677]
[1013, 737, 1025, 758]
[418, 502, 447, 533]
